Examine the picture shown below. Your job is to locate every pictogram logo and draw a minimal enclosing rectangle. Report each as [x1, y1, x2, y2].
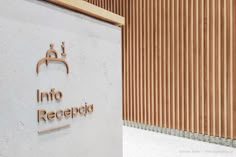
[36, 42, 69, 74]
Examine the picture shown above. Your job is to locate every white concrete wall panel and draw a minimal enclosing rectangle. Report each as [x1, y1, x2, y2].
[0, 1, 122, 157]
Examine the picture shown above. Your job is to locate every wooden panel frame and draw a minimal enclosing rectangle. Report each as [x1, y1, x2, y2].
[47, 0, 125, 26]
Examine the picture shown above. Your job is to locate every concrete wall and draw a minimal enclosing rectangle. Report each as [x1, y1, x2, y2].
[0, 1, 122, 157]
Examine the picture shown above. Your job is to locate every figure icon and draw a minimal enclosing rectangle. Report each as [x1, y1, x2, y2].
[61, 42, 67, 57]
[36, 42, 70, 74]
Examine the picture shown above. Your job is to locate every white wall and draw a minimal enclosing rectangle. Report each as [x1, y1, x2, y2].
[0, 1, 122, 157]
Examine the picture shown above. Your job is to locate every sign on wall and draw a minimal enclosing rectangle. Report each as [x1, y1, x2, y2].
[0, 1, 122, 157]
[36, 42, 94, 133]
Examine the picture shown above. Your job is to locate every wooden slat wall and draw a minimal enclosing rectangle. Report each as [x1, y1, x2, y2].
[86, 0, 236, 139]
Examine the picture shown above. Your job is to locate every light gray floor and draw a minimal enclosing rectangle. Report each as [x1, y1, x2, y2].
[123, 126, 236, 157]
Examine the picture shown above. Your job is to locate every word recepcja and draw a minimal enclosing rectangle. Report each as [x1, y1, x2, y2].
[37, 103, 93, 122]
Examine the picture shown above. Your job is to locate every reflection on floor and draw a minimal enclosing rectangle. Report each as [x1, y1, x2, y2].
[123, 126, 236, 157]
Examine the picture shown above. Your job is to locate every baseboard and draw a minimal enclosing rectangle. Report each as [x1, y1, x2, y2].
[123, 120, 236, 148]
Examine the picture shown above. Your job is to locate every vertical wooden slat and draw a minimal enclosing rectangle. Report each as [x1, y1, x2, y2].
[126, 0, 130, 122]
[111, 0, 114, 13]
[167, 0, 170, 128]
[129, 0, 133, 122]
[150, 0, 155, 125]
[204, 0, 206, 134]
[143, 0, 147, 124]
[201, 0, 205, 135]
[198, 0, 202, 134]
[154, 0, 159, 126]
[221, 0, 225, 137]
[223, 0, 227, 138]
[163, 0, 167, 128]
[226, 0, 231, 139]
[207, 0, 210, 135]
[185, 0, 190, 131]
[195, 0, 200, 133]
[215, 0, 220, 137]
[171, 0, 175, 129]
[209, 0, 213, 136]
[229, 0, 233, 139]
[180, 0, 185, 131]
[136, 0, 140, 124]
[190, 0, 194, 132]
[146, 0, 151, 125]
[233, 0, 236, 139]
[139, 0, 143, 124]
[159, 0, 163, 127]
[218, 0, 222, 137]
[176, 0, 180, 130]
[212, 0, 216, 138]
[132, 0, 136, 123]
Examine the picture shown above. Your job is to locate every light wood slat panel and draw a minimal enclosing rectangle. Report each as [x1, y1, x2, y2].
[190, 0, 194, 132]
[146, 0, 149, 125]
[146, 0, 151, 124]
[180, 0, 184, 131]
[223, 0, 227, 138]
[226, 0, 231, 139]
[197, 0, 201, 133]
[211, 0, 215, 138]
[131, 0, 135, 122]
[163, 0, 166, 127]
[200, 0, 205, 135]
[193, 0, 196, 133]
[215, 0, 220, 137]
[185, 0, 190, 131]
[204, 0, 207, 135]
[209, 0, 213, 135]
[125, 0, 129, 121]
[176, 0, 180, 130]
[135, 0, 140, 124]
[171, 0, 175, 129]
[87, 0, 236, 140]
[154, 0, 159, 126]
[127, 0, 131, 122]
[143, 0, 148, 124]
[139, 0, 143, 124]
[166, 0, 170, 129]
[217, 0, 222, 137]
[195, 0, 199, 133]
[127, 0, 131, 121]
[129, 0, 133, 122]
[203, 0, 207, 135]
[150, 0, 155, 125]
[122, 0, 126, 121]
[229, 0, 233, 139]
[220, 0, 225, 137]
[163, 0, 167, 128]
[233, 0, 236, 139]
[169, 0, 173, 129]
[206, 0, 210, 136]
[159, 0, 163, 127]
[134, 0, 138, 123]
[142, 0, 145, 124]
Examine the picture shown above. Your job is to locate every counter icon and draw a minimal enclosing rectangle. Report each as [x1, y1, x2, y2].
[36, 42, 69, 74]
